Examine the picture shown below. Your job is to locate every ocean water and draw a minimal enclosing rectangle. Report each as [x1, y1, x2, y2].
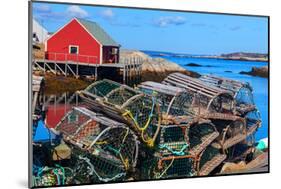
[145, 51, 268, 140]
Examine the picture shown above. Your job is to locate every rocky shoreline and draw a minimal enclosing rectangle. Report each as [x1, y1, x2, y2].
[120, 50, 200, 82]
[240, 66, 268, 78]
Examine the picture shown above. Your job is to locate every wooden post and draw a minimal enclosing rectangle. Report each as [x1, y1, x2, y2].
[65, 62, 67, 76]
[76, 92, 78, 106]
[54, 53, 57, 75]
[76, 62, 78, 78]
[126, 59, 129, 84]
[129, 58, 131, 82]
[43, 60, 46, 75]
[64, 93, 67, 113]
[95, 65, 98, 81]
[123, 63, 126, 84]
[54, 63, 57, 75]
[76, 54, 79, 78]
[133, 57, 136, 82]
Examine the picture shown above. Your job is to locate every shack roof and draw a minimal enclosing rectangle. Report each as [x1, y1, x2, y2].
[76, 18, 119, 47]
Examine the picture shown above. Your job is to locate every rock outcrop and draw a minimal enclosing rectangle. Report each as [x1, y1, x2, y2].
[240, 66, 268, 78]
[120, 50, 200, 82]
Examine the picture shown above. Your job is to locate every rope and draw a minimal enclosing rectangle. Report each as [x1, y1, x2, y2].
[122, 95, 159, 147]
[104, 128, 130, 170]
[78, 155, 126, 182]
[159, 143, 188, 156]
[33, 165, 69, 187]
[155, 156, 175, 179]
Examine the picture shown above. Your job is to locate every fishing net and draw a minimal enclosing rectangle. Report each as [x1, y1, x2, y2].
[55, 107, 139, 182]
[245, 110, 261, 128]
[235, 86, 254, 106]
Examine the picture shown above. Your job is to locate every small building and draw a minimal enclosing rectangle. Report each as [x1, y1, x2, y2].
[45, 18, 120, 64]
[33, 19, 49, 43]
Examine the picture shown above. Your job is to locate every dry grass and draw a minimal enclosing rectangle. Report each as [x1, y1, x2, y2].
[44, 74, 91, 95]
[33, 43, 45, 59]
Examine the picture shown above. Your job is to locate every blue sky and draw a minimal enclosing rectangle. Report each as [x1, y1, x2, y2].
[33, 2, 268, 55]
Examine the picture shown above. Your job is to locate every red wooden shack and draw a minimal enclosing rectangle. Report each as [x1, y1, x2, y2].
[45, 18, 120, 64]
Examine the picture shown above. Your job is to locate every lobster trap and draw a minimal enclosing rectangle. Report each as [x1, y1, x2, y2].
[197, 145, 226, 176]
[32, 164, 73, 187]
[200, 75, 254, 109]
[138, 81, 194, 117]
[151, 155, 196, 179]
[79, 79, 162, 147]
[163, 73, 235, 115]
[55, 107, 139, 182]
[200, 74, 261, 119]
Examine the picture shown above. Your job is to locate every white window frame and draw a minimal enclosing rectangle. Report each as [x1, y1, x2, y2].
[69, 45, 79, 54]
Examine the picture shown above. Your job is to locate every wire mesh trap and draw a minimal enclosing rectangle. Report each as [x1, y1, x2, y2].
[162, 73, 260, 156]
[32, 164, 73, 187]
[162, 73, 235, 115]
[54, 107, 139, 182]
[199, 75, 261, 120]
[197, 145, 226, 176]
[138, 81, 194, 118]
[79, 79, 162, 147]
[151, 155, 196, 179]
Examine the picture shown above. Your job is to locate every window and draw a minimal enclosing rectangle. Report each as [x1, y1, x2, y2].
[69, 45, 79, 54]
[111, 48, 118, 55]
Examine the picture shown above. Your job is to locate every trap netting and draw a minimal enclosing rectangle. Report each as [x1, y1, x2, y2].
[156, 124, 189, 156]
[138, 81, 194, 117]
[79, 79, 162, 147]
[83, 79, 121, 97]
[32, 164, 73, 187]
[200, 74, 254, 105]
[55, 107, 139, 182]
[200, 74, 257, 115]
[188, 122, 219, 156]
[138, 81, 196, 153]
[197, 145, 226, 176]
[245, 110, 262, 129]
[70, 153, 126, 183]
[163, 73, 234, 114]
[152, 155, 196, 179]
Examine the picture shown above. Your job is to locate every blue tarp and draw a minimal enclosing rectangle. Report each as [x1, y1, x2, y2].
[33, 119, 58, 143]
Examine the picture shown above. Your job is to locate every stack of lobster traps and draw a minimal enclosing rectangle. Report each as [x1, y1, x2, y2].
[50, 72, 261, 184]
[53, 107, 139, 183]
[138, 81, 222, 178]
[163, 73, 261, 163]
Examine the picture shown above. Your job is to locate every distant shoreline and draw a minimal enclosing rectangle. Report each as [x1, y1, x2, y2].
[142, 50, 269, 63]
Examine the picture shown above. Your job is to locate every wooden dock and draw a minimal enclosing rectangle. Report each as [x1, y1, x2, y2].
[33, 55, 143, 85]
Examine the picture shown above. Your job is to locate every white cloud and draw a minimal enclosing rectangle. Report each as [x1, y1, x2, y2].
[34, 4, 51, 13]
[66, 5, 89, 18]
[154, 16, 186, 27]
[99, 8, 115, 20]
